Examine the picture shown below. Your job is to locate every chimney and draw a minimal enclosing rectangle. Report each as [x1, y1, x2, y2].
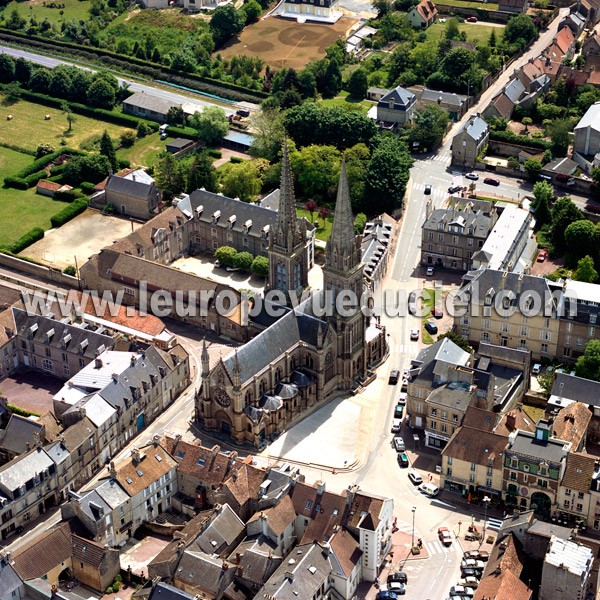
[131, 448, 141, 464]
[109, 461, 116, 479]
[130, 355, 136, 367]
[95, 357, 103, 369]
[236, 564, 244, 577]
[111, 373, 118, 382]
[222, 561, 229, 571]
[506, 412, 516, 431]
[321, 541, 331, 556]
[211, 444, 220, 457]
[176, 541, 185, 555]
[235, 552, 241, 564]
[316, 480, 326, 496]
[79, 406, 86, 418]
[284, 571, 294, 582]
[153, 434, 160, 447]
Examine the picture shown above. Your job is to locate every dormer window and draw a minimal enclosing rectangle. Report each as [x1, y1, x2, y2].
[195, 205, 203, 219]
[227, 215, 236, 229]
[244, 219, 252, 233]
[212, 210, 221, 224]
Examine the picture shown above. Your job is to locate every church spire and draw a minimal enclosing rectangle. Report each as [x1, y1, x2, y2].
[232, 350, 241, 391]
[326, 158, 361, 271]
[272, 142, 301, 251]
[201, 337, 210, 378]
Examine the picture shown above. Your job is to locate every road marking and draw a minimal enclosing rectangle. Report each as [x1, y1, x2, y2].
[431, 498, 456, 509]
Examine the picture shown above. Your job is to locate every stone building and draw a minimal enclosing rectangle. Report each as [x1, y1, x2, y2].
[196, 155, 386, 447]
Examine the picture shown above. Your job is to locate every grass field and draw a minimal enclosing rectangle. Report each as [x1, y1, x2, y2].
[220, 16, 357, 71]
[421, 287, 436, 344]
[0, 96, 129, 153]
[426, 22, 503, 45]
[296, 208, 333, 242]
[319, 91, 372, 114]
[0, 149, 67, 247]
[117, 132, 165, 169]
[437, 0, 499, 9]
[3, 0, 92, 26]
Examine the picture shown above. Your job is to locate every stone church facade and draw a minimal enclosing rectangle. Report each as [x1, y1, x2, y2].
[195, 150, 387, 447]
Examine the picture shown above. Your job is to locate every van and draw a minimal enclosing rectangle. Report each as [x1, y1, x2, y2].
[418, 482, 440, 497]
[388, 370, 399, 385]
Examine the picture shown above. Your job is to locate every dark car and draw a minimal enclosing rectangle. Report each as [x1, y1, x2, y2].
[424, 184, 432, 195]
[466, 15, 477, 21]
[394, 404, 404, 419]
[397, 453, 409, 468]
[483, 177, 500, 186]
[388, 572, 408, 584]
[376, 592, 398, 600]
[424, 321, 438, 335]
[389, 370, 400, 385]
[448, 184, 463, 194]
[460, 567, 478, 578]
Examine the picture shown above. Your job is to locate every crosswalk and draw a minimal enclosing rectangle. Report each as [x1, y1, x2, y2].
[411, 182, 448, 202]
[486, 517, 503, 531]
[419, 150, 452, 164]
[425, 538, 456, 556]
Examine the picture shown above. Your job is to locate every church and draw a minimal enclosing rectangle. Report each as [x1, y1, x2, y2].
[195, 147, 387, 447]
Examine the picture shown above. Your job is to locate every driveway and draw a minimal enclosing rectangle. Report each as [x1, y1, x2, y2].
[23, 210, 142, 270]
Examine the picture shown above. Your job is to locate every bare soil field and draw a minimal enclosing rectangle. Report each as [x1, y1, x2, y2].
[219, 16, 358, 70]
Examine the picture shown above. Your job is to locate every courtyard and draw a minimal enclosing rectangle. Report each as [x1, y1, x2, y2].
[22, 209, 143, 270]
[219, 16, 358, 70]
[0, 368, 64, 416]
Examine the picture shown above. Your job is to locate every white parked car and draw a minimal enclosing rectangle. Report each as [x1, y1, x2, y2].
[393, 436, 406, 452]
[391, 418, 402, 433]
[408, 469, 423, 485]
[532, 363, 542, 375]
[458, 577, 479, 589]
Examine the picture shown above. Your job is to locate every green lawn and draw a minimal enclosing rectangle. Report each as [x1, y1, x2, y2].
[0, 149, 70, 247]
[426, 22, 503, 45]
[437, 0, 499, 9]
[0, 96, 131, 153]
[421, 287, 438, 344]
[3, 0, 92, 26]
[319, 91, 371, 114]
[117, 132, 165, 169]
[297, 208, 333, 242]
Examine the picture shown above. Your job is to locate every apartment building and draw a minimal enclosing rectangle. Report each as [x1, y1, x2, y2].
[454, 268, 562, 359]
[451, 115, 489, 168]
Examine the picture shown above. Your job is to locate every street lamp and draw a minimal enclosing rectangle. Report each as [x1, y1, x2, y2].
[411, 506, 416, 548]
[481, 496, 491, 546]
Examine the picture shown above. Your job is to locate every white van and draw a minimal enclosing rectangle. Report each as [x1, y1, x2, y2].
[418, 482, 440, 497]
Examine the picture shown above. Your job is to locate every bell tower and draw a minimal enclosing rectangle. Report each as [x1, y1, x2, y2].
[267, 143, 309, 305]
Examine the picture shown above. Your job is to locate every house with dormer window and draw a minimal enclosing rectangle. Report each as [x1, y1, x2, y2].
[374, 86, 416, 129]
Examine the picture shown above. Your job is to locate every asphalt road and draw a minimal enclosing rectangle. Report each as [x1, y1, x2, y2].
[0, 45, 237, 117]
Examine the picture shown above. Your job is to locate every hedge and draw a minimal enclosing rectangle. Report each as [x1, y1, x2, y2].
[165, 125, 201, 140]
[3, 176, 28, 190]
[489, 129, 551, 150]
[8, 227, 44, 254]
[80, 182, 96, 194]
[0, 29, 266, 102]
[54, 189, 85, 202]
[50, 198, 88, 228]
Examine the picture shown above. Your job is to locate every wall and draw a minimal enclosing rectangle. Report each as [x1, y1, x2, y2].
[488, 140, 545, 158]
[0, 253, 79, 289]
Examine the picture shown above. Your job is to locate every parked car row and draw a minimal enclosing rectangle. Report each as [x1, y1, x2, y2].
[376, 571, 408, 598]
[446, 550, 489, 599]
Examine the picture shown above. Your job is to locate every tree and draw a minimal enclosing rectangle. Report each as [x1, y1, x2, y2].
[64, 154, 111, 184]
[522, 116, 532, 133]
[233, 251, 254, 270]
[344, 142, 370, 211]
[0, 54, 15, 83]
[533, 180, 554, 206]
[507, 156, 520, 171]
[444, 18, 460, 41]
[242, 0, 262, 24]
[14, 57, 32, 84]
[534, 191, 551, 229]
[248, 108, 285, 161]
[489, 29, 497, 47]
[215, 245, 237, 266]
[69, 69, 92, 103]
[305, 199, 318, 223]
[210, 5, 244, 47]
[372, 0, 391, 16]
[187, 151, 216, 193]
[49, 67, 72, 99]
[548, 119, 572, 157]
[503, 14, 537, 46]
[61, 102, 76, 133]
[221, 161, 262, 202]
[523, 158, 542, 179]
[87, 78, 116, 109]
[564, 220, 598, 260]
[29, 69, 51, 93]
[290, 145, 341, 203]
[364, 134, 413, 214]
[99, 130, 118, 172]
[347, 68, 368, 100]
[354, 212, 367, 234]
[574, 255, 598, 283]
[155, 152, 186, 201]
[166, 106, 186, 127]
[551, 197, 583, 255]
[593, 167, 600, 186]
[408, 105, 449, 151]
[189, 106, 229, 146]
[35, 143, 55, 159]
[320, 60, 342, 99]
[171, 49, 197, 73]
[6, 9, 26, 31]
[251, 255, 269, 277]
[120, 130, 136, 148]
[437, 331, 473, 353]
[576, 339, 600, 381]
[318, 205, 330, 225]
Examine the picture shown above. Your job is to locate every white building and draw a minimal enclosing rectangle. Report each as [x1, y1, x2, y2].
[540, 536, 593, 600]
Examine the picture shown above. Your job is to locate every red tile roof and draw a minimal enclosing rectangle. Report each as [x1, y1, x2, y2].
[555, 27, 575, 54]
[415, 0, 438, 22]
[36, 180, 62, 192]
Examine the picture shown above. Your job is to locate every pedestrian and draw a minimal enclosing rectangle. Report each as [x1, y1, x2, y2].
[429, 474, 432, 482]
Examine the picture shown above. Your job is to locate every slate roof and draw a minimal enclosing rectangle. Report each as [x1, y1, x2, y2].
[378, 86, 416, 109]
[562, 452, 596, 492]
[0, 558, 23, 598]
[0, 446, 54, 495]
[257, 542, 332, 600]
[228, 537, 282, 587]
[163, 435, 233, 488]
[149, 582, 195, 600]
[123, 91, 180, 115]
[221, 302, 325, 385]
[0, 414, 44, 456]
[166, 138, 194, 151]
[506, 430, 569, 464]
[12, 521, 73, 580]
[412, 337, 470, 373]
[543, 157, 578, 175]
[115, 442, 177, 497]
[550, 372, 600, 408]
[191, 504, 245, 556]
[289, 481, 347, 544]
[419, 88, 467, 108]
[105, 174, 155, 200]
[174, 550, 232, 596]
[423, 206, 493, 238]
[504, 78, 526, 104]
[575, 102, 600, 133]
[346, 492, 384, 532]
[12, 307, 114, 360]
[61, 416, 97, 451]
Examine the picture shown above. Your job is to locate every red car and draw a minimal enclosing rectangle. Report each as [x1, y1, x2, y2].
[466, 16, 478, 22]
[438, 527, 453, 546]
[537, 250, 548, 262]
